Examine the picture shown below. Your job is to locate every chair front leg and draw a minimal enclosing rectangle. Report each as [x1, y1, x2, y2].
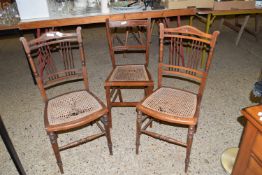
[185, 125, 195, 173]
[145, 86, 153, 128]
[48, 132, 64, 174]
[102, 115, 113, 155]
[136, 110, 143, 154]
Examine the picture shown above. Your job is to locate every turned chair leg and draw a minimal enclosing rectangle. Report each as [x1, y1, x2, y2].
[145, 86, 153, 128]
[185, 125, 195, 173]
[102, 115, 113, 155]
[105, 86, 112, 128]
[136, 110, 142, 154]
[48, 132, 63, 174]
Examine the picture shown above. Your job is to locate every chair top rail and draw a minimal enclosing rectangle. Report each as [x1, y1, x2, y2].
[20, 27, 83, 53]
[107, 19, 151, 28]
[161, 25, 214, 39]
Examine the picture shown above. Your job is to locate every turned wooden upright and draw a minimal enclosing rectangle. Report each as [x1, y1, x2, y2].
[232, 105, 262, 175]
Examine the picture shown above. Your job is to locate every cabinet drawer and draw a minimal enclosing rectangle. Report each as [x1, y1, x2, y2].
[252, 133, 262, 160]
[244, 156, 262, 175]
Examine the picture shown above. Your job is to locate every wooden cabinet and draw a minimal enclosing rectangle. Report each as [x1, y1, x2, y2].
[232, 105, 262, 175]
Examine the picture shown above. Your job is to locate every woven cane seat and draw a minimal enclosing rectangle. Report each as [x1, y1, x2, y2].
[109, 65, 149, 81]
[47, 90, 103, 125]
[141, 87, 197, 118]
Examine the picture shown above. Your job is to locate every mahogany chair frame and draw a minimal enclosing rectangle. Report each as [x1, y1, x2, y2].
[136, 24, 219, 172]
[105, 18, 154, 128]
[20, 27, 112, 173]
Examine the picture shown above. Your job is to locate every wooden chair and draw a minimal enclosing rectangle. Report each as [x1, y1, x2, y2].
[105, 18, 154, 128]
[20, 27, 113, 174]
[136, 24, 219, 172]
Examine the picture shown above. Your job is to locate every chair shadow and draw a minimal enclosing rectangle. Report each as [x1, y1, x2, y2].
[236, 115, 246, 128]
[236, 115, 246, 147]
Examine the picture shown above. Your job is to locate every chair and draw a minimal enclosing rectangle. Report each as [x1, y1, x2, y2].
[20, 27, 113, 173]
[105, 18, 154, 128]
[136, 24, 219, 172]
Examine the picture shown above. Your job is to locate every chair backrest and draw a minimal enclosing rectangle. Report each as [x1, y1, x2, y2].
[158, 24, 219, 99]
[105, 18, 151, 68]
[20, 27, 89, 102]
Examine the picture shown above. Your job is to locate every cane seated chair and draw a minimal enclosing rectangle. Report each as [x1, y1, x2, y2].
[136, 24, 219, 172]
[105, 18, 154, 128]
[20, 27, 113, 174]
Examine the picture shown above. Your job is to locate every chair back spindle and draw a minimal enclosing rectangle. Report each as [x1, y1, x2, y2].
[158, 24, 219, 99]
[20, 27, 89, 102]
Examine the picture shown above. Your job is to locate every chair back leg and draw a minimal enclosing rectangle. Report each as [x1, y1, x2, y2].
[117, 88, 123, 102]
[105, 86, 113, 128]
